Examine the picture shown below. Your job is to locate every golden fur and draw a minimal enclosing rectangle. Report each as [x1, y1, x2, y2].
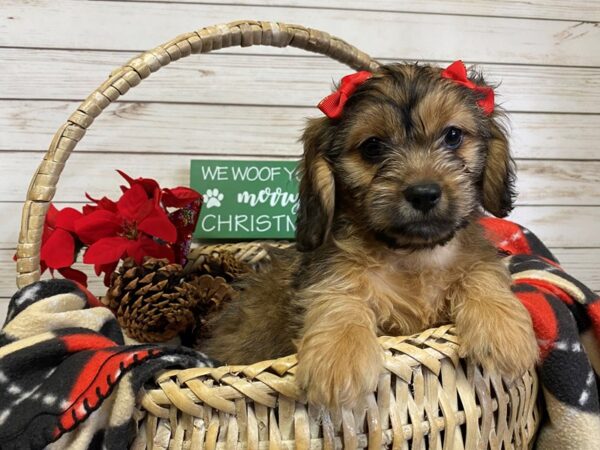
[201, 63, 539, 409]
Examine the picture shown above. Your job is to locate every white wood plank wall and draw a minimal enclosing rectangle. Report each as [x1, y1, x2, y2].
[1, 0, 599, 322]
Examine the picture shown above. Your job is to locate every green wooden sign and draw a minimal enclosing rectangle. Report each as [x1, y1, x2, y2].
[190, 160, 300, 239]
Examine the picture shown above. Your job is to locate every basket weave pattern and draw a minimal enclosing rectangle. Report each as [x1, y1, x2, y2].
[136, 320, 538, 449]
[15, 21, 540, 448]
[131, 242, 539, 449]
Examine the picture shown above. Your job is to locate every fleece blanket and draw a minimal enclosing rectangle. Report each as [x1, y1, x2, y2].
[0, 280, 212, 450]
[480, 217, 600, 449]
[0, 218, 599, 449]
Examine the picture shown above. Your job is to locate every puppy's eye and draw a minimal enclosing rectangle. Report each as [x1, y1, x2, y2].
[359, 137, 386, 162]
[443, 127, 463, 150]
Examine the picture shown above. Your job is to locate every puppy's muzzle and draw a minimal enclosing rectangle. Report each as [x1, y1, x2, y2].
[403, 182, 442, 212]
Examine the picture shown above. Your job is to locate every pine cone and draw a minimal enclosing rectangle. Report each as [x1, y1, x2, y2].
[189, 250, 249, 282]
[187, 273, 237, 345]
[104, 257, 198, 343]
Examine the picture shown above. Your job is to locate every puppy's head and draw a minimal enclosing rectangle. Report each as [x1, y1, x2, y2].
[296, 63, 515, 251]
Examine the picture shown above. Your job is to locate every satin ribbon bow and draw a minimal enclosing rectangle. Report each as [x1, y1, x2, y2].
[441, 60, 495, 115]
[318, 71, 373, 119]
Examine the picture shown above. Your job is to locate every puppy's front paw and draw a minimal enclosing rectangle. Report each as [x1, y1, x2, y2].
[458, 300, 538, 380]
[296, 327, 383, 410]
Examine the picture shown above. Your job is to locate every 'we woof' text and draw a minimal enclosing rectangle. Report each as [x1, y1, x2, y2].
[194, 161, 300, 237]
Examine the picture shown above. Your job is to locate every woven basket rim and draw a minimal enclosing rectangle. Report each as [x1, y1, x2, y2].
[14, 20, 380, 289]
[13, 21, 541, 448]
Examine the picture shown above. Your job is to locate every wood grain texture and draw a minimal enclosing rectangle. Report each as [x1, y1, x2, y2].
[0, 300, 8, 325]
[2, 100, 599, 159]
[1, 202, 599, 250]
[1, 246, 598, 299]
[551, 248, 600, 291]
[0, 248, 107, 298]
[508, 206, 600, 248]
[510, 114, 600, 160]
[133, 0, 600, 22]
[3, 49, 600, 113]
[514, 160, 600, 205]
[1, 0, 599, 325]
[1, 152, 598, 206]
[2, 1, 600, 66]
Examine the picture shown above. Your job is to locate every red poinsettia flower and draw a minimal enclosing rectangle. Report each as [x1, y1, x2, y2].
[76, 183, 177, 285]
[162, 186, 202, 208]
[115, 171, 204, 265]
[38, 204, 88, 286]
[117, 169, 160, 197]
[12, 170, 203, 290]
[82, 193, 118, 215]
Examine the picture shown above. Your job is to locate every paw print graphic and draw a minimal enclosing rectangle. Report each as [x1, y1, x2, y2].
[205, 188, 224, 209]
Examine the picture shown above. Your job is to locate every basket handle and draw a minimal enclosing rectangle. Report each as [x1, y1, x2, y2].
[15, 20, 380, 288]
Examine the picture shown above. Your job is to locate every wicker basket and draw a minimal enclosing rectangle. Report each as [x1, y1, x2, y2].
[15, 21, 540, 449]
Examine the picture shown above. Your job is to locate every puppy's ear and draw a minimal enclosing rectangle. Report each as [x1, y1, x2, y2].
[296, 118, 336, 251]
[482, 117, 516, 217]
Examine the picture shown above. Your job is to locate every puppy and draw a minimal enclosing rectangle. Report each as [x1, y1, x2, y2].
[201, 62, 539, 410]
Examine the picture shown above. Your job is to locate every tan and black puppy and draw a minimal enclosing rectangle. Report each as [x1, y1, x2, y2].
[201, 62, 538, 410]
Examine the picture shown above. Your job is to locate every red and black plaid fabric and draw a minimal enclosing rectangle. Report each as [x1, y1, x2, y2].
[0, 280, 212, 449]
[0, 218, 599, 449]
[481, 217, 600, 449]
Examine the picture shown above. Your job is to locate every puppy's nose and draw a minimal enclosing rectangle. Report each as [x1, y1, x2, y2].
[403, 183, 442, 212]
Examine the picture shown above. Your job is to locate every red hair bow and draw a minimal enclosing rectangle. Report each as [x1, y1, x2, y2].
[318, 71, 372, 119]
[441, 60, 495, 115]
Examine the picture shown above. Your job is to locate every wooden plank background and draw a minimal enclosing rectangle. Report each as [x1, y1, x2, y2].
[1, 0, 599, 322]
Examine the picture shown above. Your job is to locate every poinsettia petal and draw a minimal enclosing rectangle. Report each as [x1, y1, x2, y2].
[103, 267, 116, 286]
[128, 237, 174, 263]
[162, 187, 203, 208]
[137, 198, 156, 222]
[116, 169, 135, 186]
[138, 207, 177, 243]
[152, 187, 163, 206]
[125, 240, 144, 265]
[85, 193, 118, 213]
[41, 221, 54, 245]
[91, 261, 119, 287]
[93, 261, 116, 278]
[55, 207, 84, 232]
[145, 243, 175, 262]
[41, 228, 75, 269]
[82, 204, 96, 215]
[117, 184, 149, 221]
[46, 203, 59, 228]
[58, 267, 88, 287]
[83, 237, 129, 265]
[104, 261, 119, 278]
[75, 210, 122, 244]
[117, 170, 160, 196]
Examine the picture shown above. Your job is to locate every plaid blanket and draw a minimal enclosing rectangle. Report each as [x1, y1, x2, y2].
[0, 218, 599, 449]
[0, 280, 212, 450]
[480, 218, 600, 449]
